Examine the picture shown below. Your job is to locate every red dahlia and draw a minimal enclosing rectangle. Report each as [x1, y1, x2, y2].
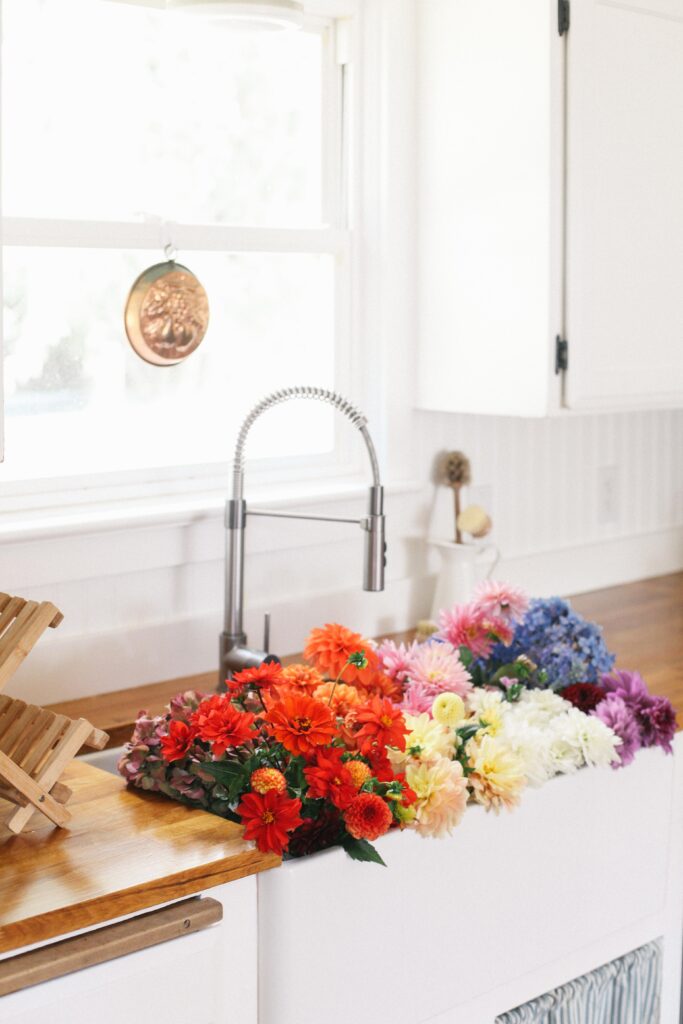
[304, 749, 357, 810]
[343, 793, 393, 841]
[160, 720, 195, 763]
[229, 661, 284, 694]
[355, 696, 407, 754]
[237, 790, 303, 856]
[191, 695, 256, 756]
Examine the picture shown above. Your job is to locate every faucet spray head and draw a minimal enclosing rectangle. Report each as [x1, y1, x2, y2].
[363, 485, 386, 592]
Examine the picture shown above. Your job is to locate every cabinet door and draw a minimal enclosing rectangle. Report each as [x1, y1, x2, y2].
[565, 0, 683, 410]
[415, 0, 564, 417]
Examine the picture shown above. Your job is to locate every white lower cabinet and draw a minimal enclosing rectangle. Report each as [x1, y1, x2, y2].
[0, 878, 257, 1024]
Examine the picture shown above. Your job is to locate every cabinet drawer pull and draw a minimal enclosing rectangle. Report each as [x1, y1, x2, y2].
[0, 897, 222, 997]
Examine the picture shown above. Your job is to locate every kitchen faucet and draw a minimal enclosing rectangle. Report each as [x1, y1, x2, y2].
[219, 386, 386, 685]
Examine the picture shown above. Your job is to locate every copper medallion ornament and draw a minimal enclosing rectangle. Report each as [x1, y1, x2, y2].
[124, 261, 210, 366]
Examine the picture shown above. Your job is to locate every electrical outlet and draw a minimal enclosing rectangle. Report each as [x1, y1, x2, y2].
[597, 465, 620, 525]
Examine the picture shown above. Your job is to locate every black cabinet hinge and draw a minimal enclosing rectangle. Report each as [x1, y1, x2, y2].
[555, 336, 569, 374]
[558, 0, 570, 35]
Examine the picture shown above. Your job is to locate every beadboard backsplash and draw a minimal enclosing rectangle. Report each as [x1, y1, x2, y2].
[418, 408, 683, 559]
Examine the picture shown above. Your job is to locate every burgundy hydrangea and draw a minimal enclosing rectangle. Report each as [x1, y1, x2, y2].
[560, 682, 606, 714]
[592, 694, 641, 767]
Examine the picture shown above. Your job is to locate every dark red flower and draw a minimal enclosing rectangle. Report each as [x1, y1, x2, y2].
[237, 789, 303, 856]
[304, 749, 357, 810]
[287, 809, 342, 858]
[160, 720, 195, 763]
[191, 695, 256, 756]
[560, 682, 606, 714]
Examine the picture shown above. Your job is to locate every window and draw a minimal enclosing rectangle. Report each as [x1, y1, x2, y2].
[1, 0, 353, 489]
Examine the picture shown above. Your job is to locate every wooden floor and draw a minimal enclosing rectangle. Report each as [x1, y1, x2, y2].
[46, 573, 683, 749]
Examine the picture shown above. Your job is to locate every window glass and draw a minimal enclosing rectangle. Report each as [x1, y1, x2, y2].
[2, 247, 336, 477]
[2, 0, 325, 227]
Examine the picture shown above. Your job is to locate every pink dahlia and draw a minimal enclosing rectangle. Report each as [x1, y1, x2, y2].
[406, 641, 472, 697]
[438, 604, 497, 659]
[377, 639, 420, 684]
[400, 681, 438, 716]
[473, 580, 529, 623]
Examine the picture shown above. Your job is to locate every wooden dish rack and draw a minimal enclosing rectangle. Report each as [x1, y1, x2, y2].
[0, 592, 109, 834]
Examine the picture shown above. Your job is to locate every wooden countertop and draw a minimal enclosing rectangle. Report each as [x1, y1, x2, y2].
[0, 760, 279, 956]
[46, 572, 683, 747]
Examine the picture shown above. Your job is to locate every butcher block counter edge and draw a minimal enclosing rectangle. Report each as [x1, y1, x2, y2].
[0, 760, 279, 956]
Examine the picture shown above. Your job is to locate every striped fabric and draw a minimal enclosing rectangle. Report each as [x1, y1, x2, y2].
[497, 940, 662, 1024]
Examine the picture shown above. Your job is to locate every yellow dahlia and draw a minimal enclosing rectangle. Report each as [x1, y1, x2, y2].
[468, 690, 507, 737]
[467, 734, 525, 813]
[432, 692, 465, 728]
[401, 712, 455, 764]
[405, 756, 468, 837]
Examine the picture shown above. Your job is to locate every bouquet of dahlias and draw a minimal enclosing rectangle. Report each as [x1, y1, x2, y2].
[120, 583, 677, 864]
[119, 631, 418, 865]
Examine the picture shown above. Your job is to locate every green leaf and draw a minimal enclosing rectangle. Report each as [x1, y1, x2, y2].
[458, 645, 473, 667]
[341, 836, 387, 866]
[196, 760, 247, 802]
[456, 723, 481, 743]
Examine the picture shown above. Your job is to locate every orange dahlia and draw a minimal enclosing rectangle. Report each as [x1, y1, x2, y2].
[363, 669, 404, 703]
[281, 663, 325, 692]
[355, 696, 407, 754]
[191, 695, 256, 756]
[304, 748, 357, 810]
[304, 623, 379, 686]
[265, 692, 337, 757]
[250, 767, 287, 795]
[343, 792, 393, 841]
[237, 790, 303, 856]
[312, 681, 365, 716]
[344, 758, 372, 790]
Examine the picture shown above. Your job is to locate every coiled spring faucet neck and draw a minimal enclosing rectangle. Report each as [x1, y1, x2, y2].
[231, 386, 381, 499]
[220, 386, 386, 685]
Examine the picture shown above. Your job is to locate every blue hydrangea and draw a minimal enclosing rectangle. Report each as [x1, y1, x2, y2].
[489, 596, 615, 688]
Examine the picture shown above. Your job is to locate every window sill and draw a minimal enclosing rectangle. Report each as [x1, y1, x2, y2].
[0, 477, 421, 544]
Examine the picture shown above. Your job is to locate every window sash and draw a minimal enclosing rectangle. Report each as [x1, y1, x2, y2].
[0, 8, 364, 505]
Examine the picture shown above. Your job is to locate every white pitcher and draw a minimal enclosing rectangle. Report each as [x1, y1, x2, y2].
[430, 540, 499, 621]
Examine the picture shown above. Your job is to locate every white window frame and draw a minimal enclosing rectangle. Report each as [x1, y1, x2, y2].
[0, 0, 375, 521]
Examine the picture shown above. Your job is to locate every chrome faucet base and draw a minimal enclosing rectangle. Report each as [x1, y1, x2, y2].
[218, 631, 279, 691]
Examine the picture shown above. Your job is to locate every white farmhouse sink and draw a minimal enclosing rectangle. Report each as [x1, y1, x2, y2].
[82, 740, 683, 1024]
[257, 741, 683, 1024]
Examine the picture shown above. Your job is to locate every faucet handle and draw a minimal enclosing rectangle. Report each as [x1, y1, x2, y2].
[263, 612, 271, 654]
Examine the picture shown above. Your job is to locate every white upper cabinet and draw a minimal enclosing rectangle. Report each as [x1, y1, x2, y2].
[565, 0, 683, 410]
[416, 0, 683, 416]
